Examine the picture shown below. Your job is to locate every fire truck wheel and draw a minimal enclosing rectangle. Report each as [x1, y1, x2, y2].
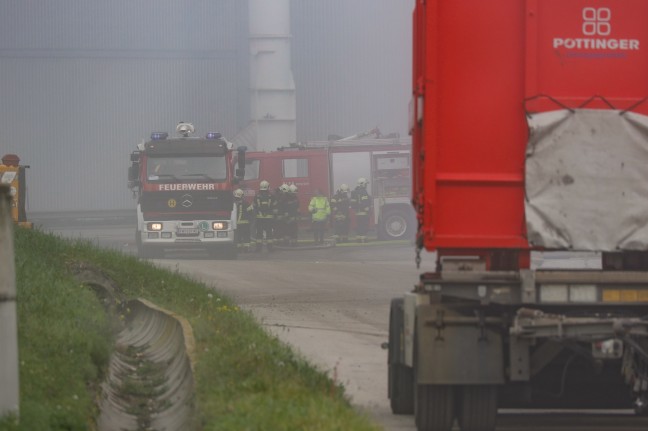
[457, 385, 498, 431]
[379, 209, 414, 241]
[136, 230, 163, 259]
[388, 298, 414, 414]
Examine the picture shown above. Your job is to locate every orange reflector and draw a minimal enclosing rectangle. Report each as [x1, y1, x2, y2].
[602, 290, 620, 302]
[603, 289, 648, 303]
[621, 290, 638, 302]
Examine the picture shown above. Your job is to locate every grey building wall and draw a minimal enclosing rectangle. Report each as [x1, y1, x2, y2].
[0, 0, 250, 212]
[291, 1, 412, 141]
[0, 1, 412, 212]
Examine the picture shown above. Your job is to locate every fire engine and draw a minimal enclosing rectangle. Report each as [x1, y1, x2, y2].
[388, 2, 648, 431]
[0, 154, 31, 228]
[240, 131, 415, 241]
[128, 122, 246, 259]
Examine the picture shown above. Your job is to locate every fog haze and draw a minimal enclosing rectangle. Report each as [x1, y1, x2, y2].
[0, 1, 413, 212]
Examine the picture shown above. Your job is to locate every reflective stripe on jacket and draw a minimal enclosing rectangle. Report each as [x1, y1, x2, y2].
[253, 191, 275, 219]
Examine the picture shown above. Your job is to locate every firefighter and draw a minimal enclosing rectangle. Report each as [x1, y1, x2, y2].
[274, 183, 290, 245]
[249, 180, 276, 252]
[308, 188, 330, 245]
[233, 188, 252, 251]
[331, 183, 351, 243]
[351, 177, 371, 243]
[285, 184, 300, 245]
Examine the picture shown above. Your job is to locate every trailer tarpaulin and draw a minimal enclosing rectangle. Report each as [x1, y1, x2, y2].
[525, 109, 648, 251]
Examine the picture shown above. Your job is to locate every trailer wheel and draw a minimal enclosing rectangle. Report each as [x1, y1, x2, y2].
[415, 385, 456, 431]
[457, 385, 498, 431]
[388, 298, 414, 414]
[379, 209, 414, 240]
[414, 319, 456, 431]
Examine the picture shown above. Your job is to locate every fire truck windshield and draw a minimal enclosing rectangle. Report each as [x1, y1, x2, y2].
[147, 156, 227, 182]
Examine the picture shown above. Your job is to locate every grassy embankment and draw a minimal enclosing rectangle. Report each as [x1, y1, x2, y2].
[0, 227, 381, 431]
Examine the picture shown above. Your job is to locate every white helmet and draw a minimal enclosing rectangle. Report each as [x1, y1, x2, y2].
[279, 183, 290, 193]
[233, 189, 244, 198]
[289, 184, 298, 193]
[357, 177, 368, 187]
[339, 183, 349, 192]
[260, 180, 270, 191]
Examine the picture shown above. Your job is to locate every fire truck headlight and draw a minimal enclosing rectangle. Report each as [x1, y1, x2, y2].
[147, 222, 163, 231]
[212, 222, 228, 230]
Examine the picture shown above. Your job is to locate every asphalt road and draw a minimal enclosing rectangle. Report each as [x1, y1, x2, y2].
[33, 212, 648, 431]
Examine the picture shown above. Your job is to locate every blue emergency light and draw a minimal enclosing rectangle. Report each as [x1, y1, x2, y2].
[150, 132, 168, 140]
[206, 132, 222, 140]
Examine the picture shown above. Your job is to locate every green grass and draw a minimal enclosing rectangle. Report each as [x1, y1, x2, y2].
[0, 227, 381, 431]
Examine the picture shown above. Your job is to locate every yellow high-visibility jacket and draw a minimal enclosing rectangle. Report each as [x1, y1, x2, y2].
[308, 195, 330, 222]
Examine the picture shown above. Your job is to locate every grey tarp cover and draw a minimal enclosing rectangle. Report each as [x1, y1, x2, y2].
[525, 109, 648, 251]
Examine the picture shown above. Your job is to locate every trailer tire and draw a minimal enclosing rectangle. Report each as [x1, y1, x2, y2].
[415, 385, 456, 431]
[388, 298, 414, 414]
[414, 319, 456, 431]
[457, 385, 498, 431]
[379, 208, 414, 240]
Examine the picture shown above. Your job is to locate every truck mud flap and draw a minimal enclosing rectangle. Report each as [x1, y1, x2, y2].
[416, 304, 505, 385]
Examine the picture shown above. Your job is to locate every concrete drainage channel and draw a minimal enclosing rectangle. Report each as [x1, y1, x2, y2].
[73, 268, 196, 431]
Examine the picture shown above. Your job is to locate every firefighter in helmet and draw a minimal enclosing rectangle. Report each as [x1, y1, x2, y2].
[274, 183, 290, 245]
[308, 188, 330, 245]
[285, 184, 300, 245]
[233, 188, 252, 251]
[249, 180, 276, 252]
[330, 183, 351, 243]
[351, 177, 371, 243]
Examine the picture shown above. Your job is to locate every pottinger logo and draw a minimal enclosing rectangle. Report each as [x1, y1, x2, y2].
[582, 7, 610, 36]
[553, 7, 640, 51]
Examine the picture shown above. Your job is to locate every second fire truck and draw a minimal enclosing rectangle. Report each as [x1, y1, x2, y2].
[240, 133, 415, 241]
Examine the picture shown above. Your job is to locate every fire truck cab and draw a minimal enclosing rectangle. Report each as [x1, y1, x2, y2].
[128, 123, 246, 259]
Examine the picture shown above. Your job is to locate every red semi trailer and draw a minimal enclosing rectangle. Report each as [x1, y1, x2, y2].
[388, 2, 648, 430]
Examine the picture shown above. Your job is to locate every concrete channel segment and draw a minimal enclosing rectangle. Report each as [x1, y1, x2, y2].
[73, 267, 196, 431]
[96, 299, 196, 431]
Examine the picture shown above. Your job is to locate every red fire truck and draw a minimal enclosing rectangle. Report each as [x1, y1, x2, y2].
[388, 2, 648, 431]
[240, 134, 415, 240]
[128, 123, 246, 259]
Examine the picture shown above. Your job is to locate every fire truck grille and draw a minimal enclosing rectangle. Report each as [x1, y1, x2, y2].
[140, 190, 233, 214]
